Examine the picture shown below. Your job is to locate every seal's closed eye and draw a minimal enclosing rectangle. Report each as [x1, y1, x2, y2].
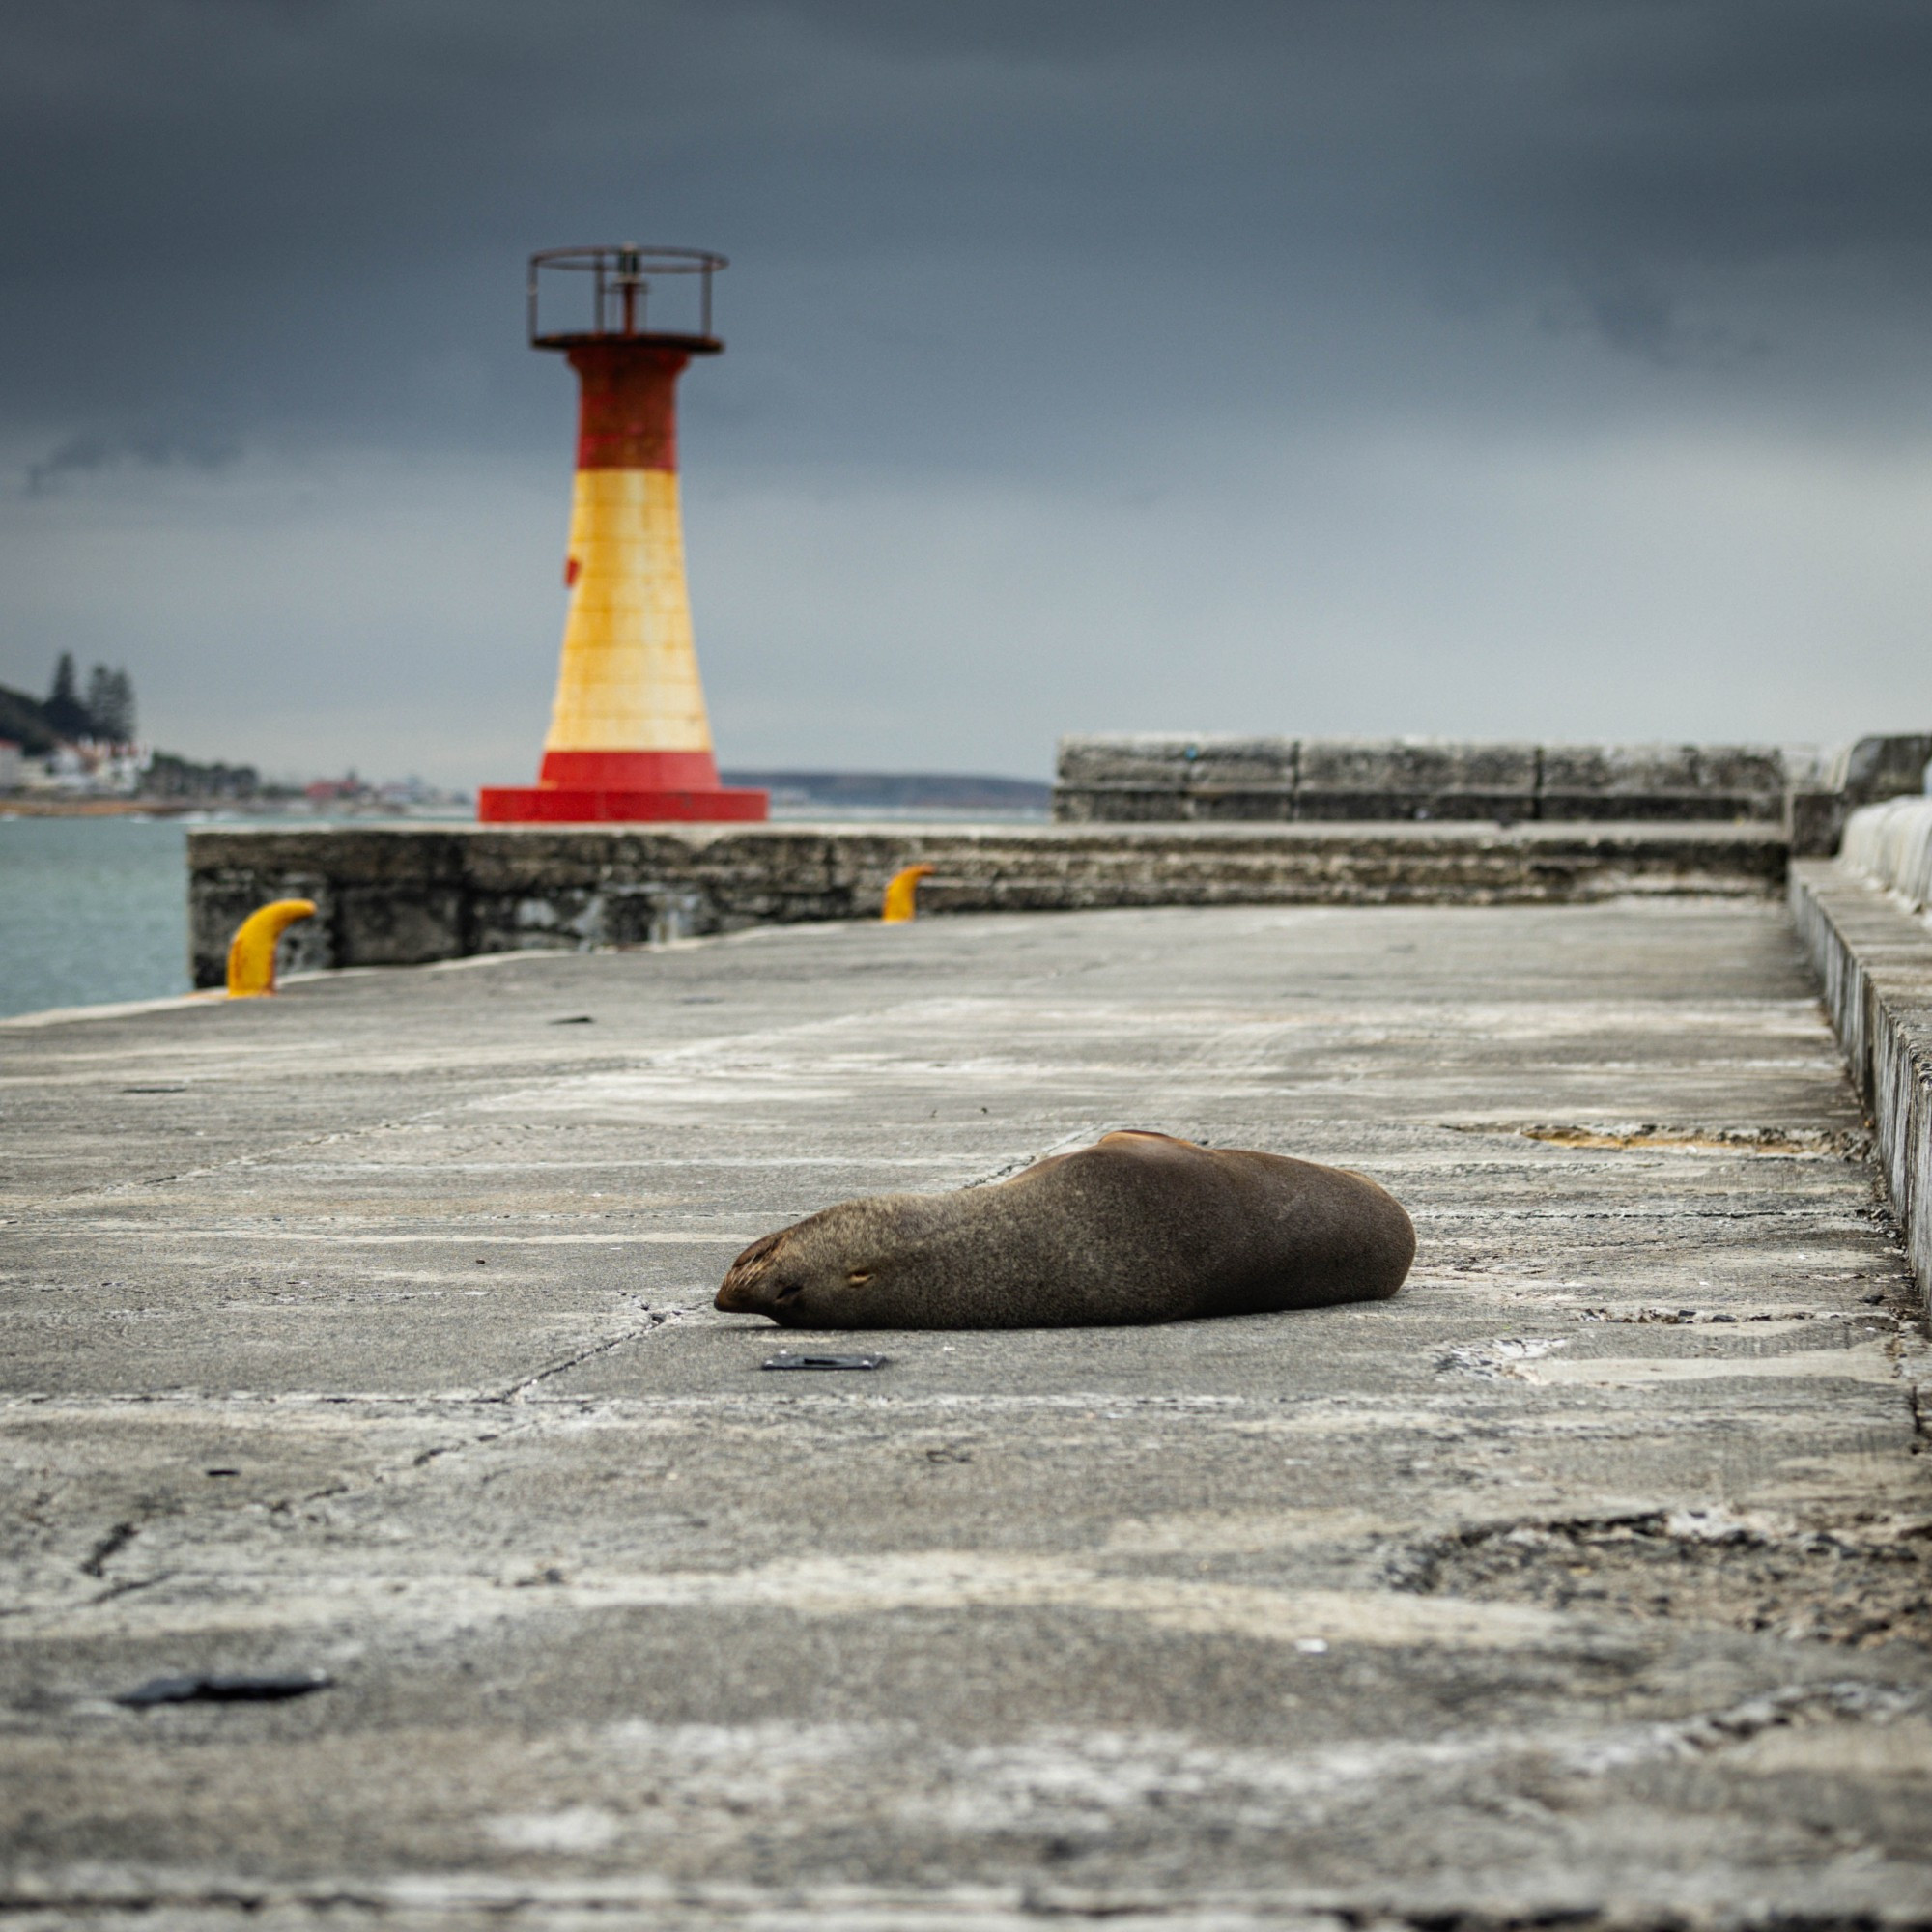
[847, 1269, 874, 1285]
[775, 1282, 804, 1302]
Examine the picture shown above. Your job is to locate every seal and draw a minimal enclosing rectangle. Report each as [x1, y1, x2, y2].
[715, 1130, 1414, 1330]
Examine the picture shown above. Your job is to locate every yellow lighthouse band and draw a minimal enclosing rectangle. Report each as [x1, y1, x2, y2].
[544, 468, 714, 755]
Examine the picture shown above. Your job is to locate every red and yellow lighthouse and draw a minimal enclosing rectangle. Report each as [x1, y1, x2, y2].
[479, 245, 766, 824]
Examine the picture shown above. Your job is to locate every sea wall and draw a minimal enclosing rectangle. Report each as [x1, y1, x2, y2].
[1053, 733, 1931, 851]
[188, 819, 1788, 987]
[1790, 797, 1932, 1312]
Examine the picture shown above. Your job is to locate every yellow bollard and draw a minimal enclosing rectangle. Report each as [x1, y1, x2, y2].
[881, 865, 933, 924]
[227, 899, 317, 998]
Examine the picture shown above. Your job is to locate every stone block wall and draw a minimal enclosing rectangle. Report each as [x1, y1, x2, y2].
[188, 819, 1790, 988]
[1054, 733, 1930, 848]
[1790, 799, 1932, 1313]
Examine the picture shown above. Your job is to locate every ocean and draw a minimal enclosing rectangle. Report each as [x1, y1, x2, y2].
[0, 815, 193, 1019]
[0, 802, 1051, 1021]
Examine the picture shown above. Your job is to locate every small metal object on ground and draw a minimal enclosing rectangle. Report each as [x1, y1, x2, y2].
[762, 1351, 886, 1371]
[115, 1669, 332, 1707]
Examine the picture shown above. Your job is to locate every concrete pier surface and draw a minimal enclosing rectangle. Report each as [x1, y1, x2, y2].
[3, 899, 1929, 1928]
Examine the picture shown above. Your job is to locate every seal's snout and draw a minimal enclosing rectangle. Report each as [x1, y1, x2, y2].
[717, 1229, 791, 1317]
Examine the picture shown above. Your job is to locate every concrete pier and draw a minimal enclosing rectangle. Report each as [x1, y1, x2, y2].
[4, 894, 1928, 1925]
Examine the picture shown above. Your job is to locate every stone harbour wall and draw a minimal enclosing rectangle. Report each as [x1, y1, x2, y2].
[188, 819, 1790, 987]
[1053, 732, 1931, 850]
[1790, 798, 1932, 1313]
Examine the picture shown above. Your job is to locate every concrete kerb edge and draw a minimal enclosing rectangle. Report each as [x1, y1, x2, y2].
[1789, 857, 1932, 1316]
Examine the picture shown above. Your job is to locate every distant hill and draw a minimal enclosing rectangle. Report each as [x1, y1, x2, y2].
[0, 683, 58, 755]
[720, 769, 1051, 811]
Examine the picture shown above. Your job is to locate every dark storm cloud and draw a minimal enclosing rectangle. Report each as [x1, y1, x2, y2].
[5, 1, 1931, 784]
[5, 0, 1932, 478]
[25, 425, 241, 496]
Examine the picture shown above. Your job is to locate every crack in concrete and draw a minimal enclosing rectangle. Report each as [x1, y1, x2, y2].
[78, 1520, 136, 1577]
[1650, 1676, 1923, 1756]
[1452, 1121, 1876, 1159]
[1576, 1305, 1870, 1326]
[51, 1115, 450, 1208]
[0, 1841, 1921, 1929]
[498, 1306, 689, 1405]
[25, 1045, 664, 1211]
[961, 1123, 1135, 1189]
[1384, 1506, 1932, 1647]
[85, 1571, 172, 1608]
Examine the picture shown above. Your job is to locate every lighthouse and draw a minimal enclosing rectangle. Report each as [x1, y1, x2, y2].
[479, 245, 767, 824]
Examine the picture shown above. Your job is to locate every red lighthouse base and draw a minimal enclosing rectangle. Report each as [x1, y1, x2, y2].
[478, 750, 769, 825]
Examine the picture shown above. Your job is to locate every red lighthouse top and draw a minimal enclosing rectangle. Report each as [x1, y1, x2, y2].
[527, 244, 726, 356]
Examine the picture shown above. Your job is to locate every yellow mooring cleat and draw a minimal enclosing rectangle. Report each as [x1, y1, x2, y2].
[226, 899, 318, 998]
[881, 865, 934, 924]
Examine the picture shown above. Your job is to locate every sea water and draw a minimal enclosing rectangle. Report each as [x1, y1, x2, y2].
[0, 816, 192, 1019]
[0, 802, 1051, 1022]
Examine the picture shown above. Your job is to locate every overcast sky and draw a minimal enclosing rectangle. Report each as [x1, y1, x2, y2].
[3, 0, 1929, 785]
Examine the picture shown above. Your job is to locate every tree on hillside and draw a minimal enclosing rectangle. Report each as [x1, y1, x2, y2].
[86, 665, 136, 742]
[43, 653, 93, 739]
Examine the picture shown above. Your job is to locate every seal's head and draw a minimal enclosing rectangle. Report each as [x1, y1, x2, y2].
[716, 1199, 907, 1327]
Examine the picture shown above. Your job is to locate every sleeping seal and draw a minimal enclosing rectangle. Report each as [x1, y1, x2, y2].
[715, 1130, 1414, 1330]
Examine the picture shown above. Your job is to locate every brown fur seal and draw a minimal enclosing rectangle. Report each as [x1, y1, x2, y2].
[715, 1130, 1414, 1330]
